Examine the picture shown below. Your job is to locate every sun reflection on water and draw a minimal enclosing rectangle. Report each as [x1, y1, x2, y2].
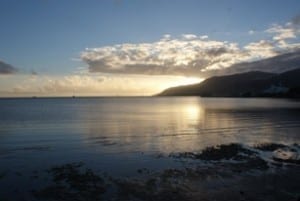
[77, 97, 300, 154]
[183, 104, 204, 122]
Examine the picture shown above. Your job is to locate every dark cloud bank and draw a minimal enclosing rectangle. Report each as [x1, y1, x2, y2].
[0, 60, 18, 74]
[202, 49, 300, 77]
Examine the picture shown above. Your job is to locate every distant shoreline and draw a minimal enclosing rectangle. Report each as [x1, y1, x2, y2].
[0, 96, 151, 99]
[0, 96, 300, 100]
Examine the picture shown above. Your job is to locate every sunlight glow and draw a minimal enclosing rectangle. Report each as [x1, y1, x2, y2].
[175, 77, 204, 86]
[0, 74, 204, 97]
[151, 76, 204, 95]
[183, 104, 204, 122]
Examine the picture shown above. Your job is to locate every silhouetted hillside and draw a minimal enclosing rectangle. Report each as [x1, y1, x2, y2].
[158, 68, 300, 97]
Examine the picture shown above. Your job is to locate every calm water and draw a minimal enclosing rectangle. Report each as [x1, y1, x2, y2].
[0, 97, 300, 198]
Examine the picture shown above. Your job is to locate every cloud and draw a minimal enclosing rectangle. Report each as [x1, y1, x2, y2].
[248, 30, 255, 35]
[181, 34, 197, 40]
[40, 75, 105, 94]
[81, 33, 297, 77]
[82, 33, 293, 77]
[9, 75, 113, 96]
[1, 74, 202, 97]
[0, 60, 18, 74]
[81, 15, 300, 78]
[291, 15, 300, 26]
[31, 70, 38, 75]
[266, 24, 297, 41]
[266, 16, 300, 50]
[244, 40, 277, 59]
[81, 35, 255, 77]
[202, 49, 300, 77]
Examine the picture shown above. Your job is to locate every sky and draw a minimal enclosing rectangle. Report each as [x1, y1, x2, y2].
[0, 0, 300, 97]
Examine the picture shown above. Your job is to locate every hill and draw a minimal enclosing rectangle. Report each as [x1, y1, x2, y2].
[158, 68, 300, 97]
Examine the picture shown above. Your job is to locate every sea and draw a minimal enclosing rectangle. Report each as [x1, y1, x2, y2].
[0, 97, 299, 200]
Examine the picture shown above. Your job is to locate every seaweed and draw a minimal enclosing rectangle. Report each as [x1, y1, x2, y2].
[33, 162, 106, 201]
[254, 143, 287, 151]
[171, 143, 256, 161]
[272, 157, 300, 165]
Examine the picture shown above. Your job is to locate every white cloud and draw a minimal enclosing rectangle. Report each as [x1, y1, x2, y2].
[162, 34, 171, 40]
[40, 75, 105, 94]
[81, 35, 254, 76]
[266, 24, 297, 41]
[265, 17, 300, 51]
[200, 35, 208, 39]
[244, 40, 277, 59]
[248, 30, 255, 35]
[181, 34, 197, 40]
[81, 16, 300, 78]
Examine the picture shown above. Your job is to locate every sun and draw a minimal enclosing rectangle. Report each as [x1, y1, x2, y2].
[174, 77, 204, 86]
[141, 75, 204, 96]
[154, 76, 204, 93]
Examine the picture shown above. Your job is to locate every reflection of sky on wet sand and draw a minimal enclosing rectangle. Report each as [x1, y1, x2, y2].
[71, 97, 300, 154]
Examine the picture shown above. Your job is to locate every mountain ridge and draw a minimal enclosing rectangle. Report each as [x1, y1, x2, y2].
[157, 68, 300, 97]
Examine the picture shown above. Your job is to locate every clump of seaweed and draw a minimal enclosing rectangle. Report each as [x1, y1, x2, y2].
[197, 143, 255, 161]
[172, 142, 300, 175]
[229, 157, 269, 172]
[254, 143, 287, 151]
[33, 162, 106, 201]
[171, 143, 256, 161]
[272, 157, 300, 165]
[171, 143, 269, 174]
